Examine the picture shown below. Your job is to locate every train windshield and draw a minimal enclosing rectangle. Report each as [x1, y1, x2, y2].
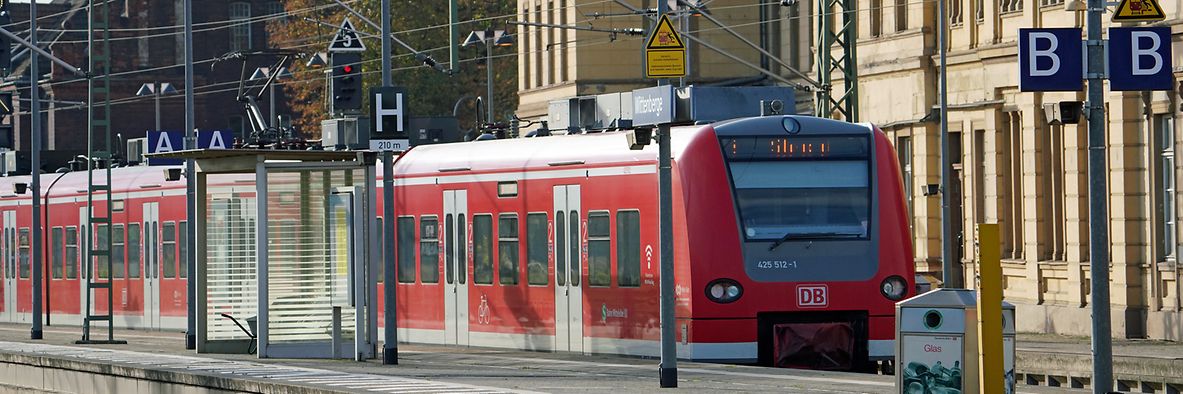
[721, 136, 871, 241]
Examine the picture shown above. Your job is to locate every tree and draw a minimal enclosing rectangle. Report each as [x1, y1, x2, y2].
[267, 0, 518, 137]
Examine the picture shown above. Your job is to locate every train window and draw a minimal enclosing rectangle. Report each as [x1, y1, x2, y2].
[569, 211, 579, 287]
[128, 223, 141, 279]
[66, 227, 78, 279]
[420, 216, 440, 284]
[112, 225, 125, 279]
[555, 213, 566, 286]
[397, 216, 415, 283]
[51, 227, 63, 279]
[18, 228, 29, 279]
[526, 213, 547, 286]
[376, 217, 383, 283]
[178, 221, 188, 279]
[163, 222, 176, 278]
[95, 224, 108, 279]
[458, 214, 466, 285]
[445, 214, 454, 284]
[473, 214, 493, 285]
[587, 211, 611, 287]
[498, 214, 519, 286]
[616, 211, 641, 287]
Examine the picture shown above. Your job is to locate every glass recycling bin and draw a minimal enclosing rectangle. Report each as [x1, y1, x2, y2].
[896, 288, 1015, 394]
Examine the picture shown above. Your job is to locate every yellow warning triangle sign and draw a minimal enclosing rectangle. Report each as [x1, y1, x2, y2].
[1112, 0, 1165, 22]
[645, 14, 685, 50]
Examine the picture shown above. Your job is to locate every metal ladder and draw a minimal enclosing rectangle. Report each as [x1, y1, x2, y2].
[77, 0, 123, 345]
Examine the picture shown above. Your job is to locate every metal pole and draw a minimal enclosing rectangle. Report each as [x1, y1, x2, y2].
[449, 0, 459, 72]
[486, 39, 494, 123]
[154, 84, 161, 132]
[30, 0, 42, 341]
[269, 87, 275, 129]
[655, 3, 676, 387]
[938, 0, 959, 289]
[1085, 0, 1112, 391]
[184, 0, 197, 351]
[380, 0, 399, 366]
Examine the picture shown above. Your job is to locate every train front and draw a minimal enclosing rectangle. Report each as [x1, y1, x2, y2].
[677, 115, 914, 371]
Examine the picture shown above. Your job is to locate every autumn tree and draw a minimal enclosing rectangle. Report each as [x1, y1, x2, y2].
[267, 0, 518, 137]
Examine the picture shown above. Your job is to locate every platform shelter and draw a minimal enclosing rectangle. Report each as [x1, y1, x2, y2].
[152, 149, 379, 360]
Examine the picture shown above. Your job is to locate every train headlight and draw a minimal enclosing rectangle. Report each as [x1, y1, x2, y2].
[705, 279, 743, 304]
[881, 275, 908, 301]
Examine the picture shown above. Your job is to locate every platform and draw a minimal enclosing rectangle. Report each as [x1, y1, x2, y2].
[0, 323, 1102, 393]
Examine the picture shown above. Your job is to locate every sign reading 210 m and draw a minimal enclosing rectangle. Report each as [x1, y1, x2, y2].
[1018, 26, 1171, 92]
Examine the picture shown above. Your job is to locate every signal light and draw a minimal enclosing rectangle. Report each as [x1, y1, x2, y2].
[331, 53, 363, 112]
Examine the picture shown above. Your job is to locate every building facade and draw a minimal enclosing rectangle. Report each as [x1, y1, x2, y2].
[4, 0, 290, 166]
[518, 0, 1183, 340]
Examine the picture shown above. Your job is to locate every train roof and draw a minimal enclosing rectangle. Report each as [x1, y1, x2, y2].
[0, 164, 177, 200]
[393, 125, 711, 177]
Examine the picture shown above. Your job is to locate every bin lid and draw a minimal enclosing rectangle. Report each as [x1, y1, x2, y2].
[897, 288, 977, 309]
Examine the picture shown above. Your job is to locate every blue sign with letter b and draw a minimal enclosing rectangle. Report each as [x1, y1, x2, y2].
[1109, 27, 1172, 91]
[1019, 28, 1083, 92]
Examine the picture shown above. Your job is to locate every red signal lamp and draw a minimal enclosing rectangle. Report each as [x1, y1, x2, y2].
[343, 65, 354, 73]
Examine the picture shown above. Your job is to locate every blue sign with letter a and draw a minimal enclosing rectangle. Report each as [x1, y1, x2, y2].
[147, 130, 235, 166]
[1019, 28, 1083, 92]
[1109, 27, 1172, 91]
[147, 131, 183, 166]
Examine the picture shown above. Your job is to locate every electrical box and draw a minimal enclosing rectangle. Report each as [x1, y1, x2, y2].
[321, 117, 370, 150]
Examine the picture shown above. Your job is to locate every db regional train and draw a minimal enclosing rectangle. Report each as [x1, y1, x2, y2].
[0, 115, 913, 371]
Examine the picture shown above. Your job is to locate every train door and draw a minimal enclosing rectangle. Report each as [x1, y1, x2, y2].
[2, 210, 14, 322]
[443, 190, 469, 345]
[553, 185, 583, 353]
[142, 202, 161, 329]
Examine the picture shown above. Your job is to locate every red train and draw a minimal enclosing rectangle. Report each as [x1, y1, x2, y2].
[0, 115, 913, 371]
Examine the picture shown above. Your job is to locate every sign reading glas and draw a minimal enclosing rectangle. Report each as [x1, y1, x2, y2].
[723, 136, 869, 161]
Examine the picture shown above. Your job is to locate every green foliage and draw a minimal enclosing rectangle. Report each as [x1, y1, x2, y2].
[268, 0, 518, 135]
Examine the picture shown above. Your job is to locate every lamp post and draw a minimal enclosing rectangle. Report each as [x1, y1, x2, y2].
[463, 30, 513, 124]
[249, 67, 293, 128]
[135, 82, 178, 132]
[42, 166, 70, 326]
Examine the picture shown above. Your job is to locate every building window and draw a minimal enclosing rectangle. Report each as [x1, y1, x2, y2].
[897, 136, 914, 220]
[616, 210, 640, 287]
[1040, 0, 1064, 6]
[976, 0, 985, 22]
[870, 0, 882, 37]
[1001, 0, 1023, 14]
[397, 216, 416, 283]
[229, 2, 252, 51]
[588, 211, 610, 287]
[473, 214, 494, 285]
[1046, 124, 1066, 261]
[263, 2, 285, 43]
[1156, 115, 1176, 261]
[895, 0, 908, 31]
[526, 213, 547, 286]
[420, 216, 440, 283]
[498, 214, 519, 285]
[950, 0, 964, 27]
[1001, 112, 1024, 259]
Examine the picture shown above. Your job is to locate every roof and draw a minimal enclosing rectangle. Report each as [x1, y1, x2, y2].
[394, 126, 710, 177]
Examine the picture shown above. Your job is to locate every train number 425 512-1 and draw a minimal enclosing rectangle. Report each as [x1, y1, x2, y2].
[756, 260, 795, 269]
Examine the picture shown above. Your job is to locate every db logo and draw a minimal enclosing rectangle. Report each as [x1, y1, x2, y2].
[797, 285, 828, 308]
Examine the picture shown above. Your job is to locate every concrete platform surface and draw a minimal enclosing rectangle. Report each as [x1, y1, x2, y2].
[0, 323, 1087, 393]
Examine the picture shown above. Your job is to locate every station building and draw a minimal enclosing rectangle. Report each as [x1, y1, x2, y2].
[515, 0, 1183, 340]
